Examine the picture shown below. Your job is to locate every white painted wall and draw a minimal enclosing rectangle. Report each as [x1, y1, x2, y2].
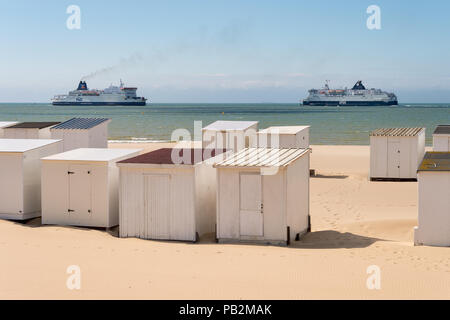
[258, 127, 310, 149]
[119, 162, 218, 242]
[433, 134, 450, 152]
[4, 127, 52, 139]
[370, 132, 425, 179]
[414, 171, 450, 246]
[216, 153, 310, 245]
[51, 122, 109, 152]
[202, 123, 258, 152]
[0, 141, 62, 220]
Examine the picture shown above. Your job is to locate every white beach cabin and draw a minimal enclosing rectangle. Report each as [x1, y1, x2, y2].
[50, 118, 111, 152]
[257, 126, 310, 148]
[118, 148, 227, 242]
[0, 122, 18, 138]
[41, 148, 141, 228]
[0, 139, 62, 220]
[202, 120, 258, 152]
[432, 125, 450, 152]
[414, 152, 450, 247]
[214, 148, 311, 245]
[3, 122, 60, 139]
[370, 127, 425, 180]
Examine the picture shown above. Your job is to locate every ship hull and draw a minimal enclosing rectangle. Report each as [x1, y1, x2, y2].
[303, 100, 398, 106]
[52, 101, 146, 106]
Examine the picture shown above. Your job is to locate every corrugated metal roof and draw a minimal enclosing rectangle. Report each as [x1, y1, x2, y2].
[370, 127, 425, 137]
[6, 122, 60, 129]
[203, 120, 258, 131]
[258, 126, 310, 135]
[51, 118, 110, 130]
[214, 148, 309, 168]
[118, 148, 227, 165]
[418, 152, 450, 172]
[433, 125, 450, 135]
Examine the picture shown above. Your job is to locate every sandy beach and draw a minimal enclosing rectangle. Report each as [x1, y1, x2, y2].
[1, 143, 449, 300]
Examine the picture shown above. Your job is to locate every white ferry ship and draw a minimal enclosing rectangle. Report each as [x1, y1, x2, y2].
[302, 81, 398, 106]
[52, 80, 147, 106]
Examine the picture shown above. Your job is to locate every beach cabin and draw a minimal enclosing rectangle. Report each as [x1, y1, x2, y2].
[50, 118, 111, 152]
[370, 127, 425, 180]
[432, 125, 450, 152]
[257, 126, 310, 148]
[41, 148, 141, 228]
[0, 121, 18, 138]
[414, 152, 450, 247]
[3, 122, 60, 139]
[117, 148, 227, 242]
[214, 148, 311, 245]
[202, 120, 258, 152]
[0, 139, 62, 220]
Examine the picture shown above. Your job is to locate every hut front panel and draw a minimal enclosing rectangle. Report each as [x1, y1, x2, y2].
[261, 171, 286, 241]
[194, 163, 217, 237]
[41, 162, 70, 225]
[433, 136, 450, 152]
[42, 162, 109, 227]
[120, 167, 196, 241]
[239, 173, 263, 237]
[258, 129, 309, 149]
[416, 171, 450, 246]
[0, 154, 23, 215]
[51, 130, 90, 152]
[4, 128, 39, 139]
[217, 169, 240, 239]
[144, 174, 171, 239]
[286, 153, 310, 241]
[88, 123, 109, 148]
[370, 136, 388, 178]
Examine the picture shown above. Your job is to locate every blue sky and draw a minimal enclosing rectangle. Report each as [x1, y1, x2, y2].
[1, 0, 450, 102]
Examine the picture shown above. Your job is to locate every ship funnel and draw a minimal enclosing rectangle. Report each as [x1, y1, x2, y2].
[77, 81, 88, 91]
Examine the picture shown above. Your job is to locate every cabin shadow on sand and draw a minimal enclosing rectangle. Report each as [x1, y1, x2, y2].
[14, 219, 383, 249]
[292, 230, 384, 249]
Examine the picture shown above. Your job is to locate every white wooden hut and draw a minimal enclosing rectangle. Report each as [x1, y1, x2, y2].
[3, 122, 60, 139]
[0, 122, 18, 138]
[202, 120, 258, 152]
[0, 139, 62, 220]
[370, 127, 425, 180]
[41, 148, 141, 228]
[432, 125, 450, 152]
[257, 126, 310, 148]
[50, 118, 111, 152]
[118, 148, 227, 242]
[414, 152, 450, 247]
[214, 148, 311, 245]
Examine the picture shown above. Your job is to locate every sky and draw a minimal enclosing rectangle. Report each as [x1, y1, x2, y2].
[0, 0, 450, 103]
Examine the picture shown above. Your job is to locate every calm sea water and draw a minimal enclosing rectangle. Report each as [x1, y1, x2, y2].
[0, 103, 448, 145]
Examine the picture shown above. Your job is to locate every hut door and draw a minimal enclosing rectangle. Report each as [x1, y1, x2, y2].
[68, 165, 92, 219]
[144, 175, 170, 240]
[239, 173, 263, 237]
[387, 140, 401, 178]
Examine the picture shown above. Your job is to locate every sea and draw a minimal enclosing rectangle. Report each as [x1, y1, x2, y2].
[0, 103, 448, 145]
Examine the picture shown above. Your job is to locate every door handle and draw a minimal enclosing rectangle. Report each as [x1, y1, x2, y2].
[68, 209, 74, 213]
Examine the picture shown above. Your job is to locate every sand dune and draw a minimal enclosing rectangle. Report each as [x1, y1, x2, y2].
[0, 144, 449, 299]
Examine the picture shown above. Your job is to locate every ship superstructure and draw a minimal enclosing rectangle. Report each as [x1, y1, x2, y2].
[52, 80, 147, 106]
[303, 81, 398, 106]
